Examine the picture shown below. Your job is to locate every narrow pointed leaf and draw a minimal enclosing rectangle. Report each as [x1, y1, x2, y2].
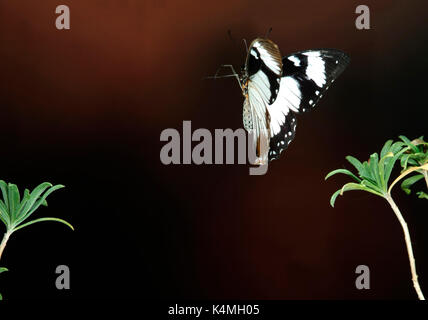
[7, 184, 20, 221]
[384, 147, 408, 185]
[0, 214, 8, 228]
[399, 135, 418, 152]
[345, 156, 363, 172]
[379, 152, 393, 190]
[369, 153, 382, 189]
[417, 191, 428, 200]
[390, 141, 406, 154]
[325, 169, 361, 182]
[16, 185, 65, 224]
[346, 156, 374, 181]
[12, 217, 74, 232]
[0, 181, 9, 212]
[330, 189, 342, 207]
[16, 189, 30, 219]
[340, 182, 384, 197]
[400, 174, 424, 195]
[380, 140, 393, 158]
[18, 183, 52, 219]
[361, 161, 375, 181]
[408, 158, 419, 166]
[361, 179, 384, 194]
[400, 154, 412, 170]
[0, 200, 10, 226]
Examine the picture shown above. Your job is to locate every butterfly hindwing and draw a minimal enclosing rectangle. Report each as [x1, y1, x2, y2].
[266, 49, 350, 161]
[268, 113, 297, 161]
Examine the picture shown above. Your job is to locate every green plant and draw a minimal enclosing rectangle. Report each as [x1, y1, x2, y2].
[0, 180, 73, 299]
[0, 267, 7, 300]
[397, 136, 428, 199]
[325, 138, 427, 300]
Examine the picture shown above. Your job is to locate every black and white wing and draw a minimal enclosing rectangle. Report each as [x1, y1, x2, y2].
[243, 38, 283, 163]
[267, 49, 350, 161]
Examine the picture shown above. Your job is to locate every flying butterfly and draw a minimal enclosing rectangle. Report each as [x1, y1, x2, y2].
[210, 36, 350, 164]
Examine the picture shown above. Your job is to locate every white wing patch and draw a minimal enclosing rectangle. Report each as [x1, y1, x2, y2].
[253, 41, 282, 75]
[288, 56, 301, 66]
[250, 49, 258, 58]
[248, 70, 271, 105]
[267, 76, 301, 136]
[303, 52, 326, 87]
[244, 69, 274, 163]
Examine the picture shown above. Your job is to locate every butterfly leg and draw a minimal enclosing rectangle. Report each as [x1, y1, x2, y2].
[214, 64, 241, 87]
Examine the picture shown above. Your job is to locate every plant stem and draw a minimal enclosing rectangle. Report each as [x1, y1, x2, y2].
[0, 231, 11, 262]
[423, 170, 428, 189]
[385, 194, 425, 300]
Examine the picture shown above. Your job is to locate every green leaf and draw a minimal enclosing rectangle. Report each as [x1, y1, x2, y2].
[330, 189, 342, 208]
[345, 156, 363, 172]
[369, 153, 382, 189]
[16, 189, 30, 219]
[399, 135, 419, 152]
[417, 191, 428, 200]
[0, 181, 9, 212]
[12, 217, 74, 232]
[0, 200, 10, 227]
[379, 152, 393, 190]
[400, 174, 424, 195]
[361, 179, 384, 194]
[390, 141, 406, 154]
[384, 147, 408, 186]
[7, 184, 20, 221]
[325, 169, 361, 182]
[17, 182, 52, 221]
[346, 156, 374, 181]
[380, 140, 393, 159]
[407, 158, 419, 166]
[0, 213, 8, 228]
[361, 161, 375, 182]
[16, 185, 65, 225]
[340, 182, 384, 197]
[400, 154, 412, 170]
[0, 267, 8, 274]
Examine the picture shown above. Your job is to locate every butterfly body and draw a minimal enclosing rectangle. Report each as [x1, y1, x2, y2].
[237, 38, 350, 163]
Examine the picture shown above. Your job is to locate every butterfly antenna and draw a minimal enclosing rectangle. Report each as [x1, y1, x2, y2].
[242, 38, 248, 54]
[227, 29, 237, 46]
[265, 27, 272, 38]
[204, 74, 239, 79]
[203, 65, 241, 88]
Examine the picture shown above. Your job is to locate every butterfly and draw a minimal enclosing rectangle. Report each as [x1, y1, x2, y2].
[212, 38, 350, 164]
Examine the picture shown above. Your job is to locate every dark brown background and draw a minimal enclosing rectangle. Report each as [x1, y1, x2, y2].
[0, 0, 427, 299]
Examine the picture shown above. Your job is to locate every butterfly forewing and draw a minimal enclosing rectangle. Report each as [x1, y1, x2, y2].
[243, 38, 283, 162]
[282, 49, 350, 113]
